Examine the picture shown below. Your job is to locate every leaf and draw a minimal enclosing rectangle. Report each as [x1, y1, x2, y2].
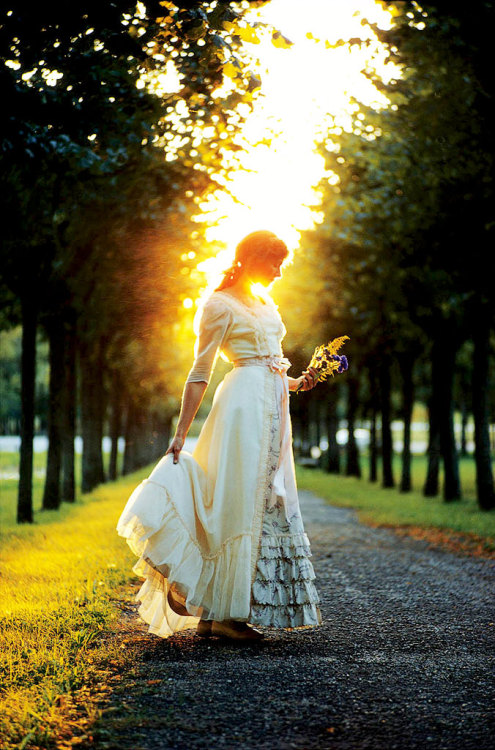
[181, 19, 207, 41]
[247, 73, 261, 92]
[236, 24, 261, 45]
[210, 33, 229, 49]
[222, 61, 241, 80]
[207, 4, 240, 31]
[271, 31, 292, 49]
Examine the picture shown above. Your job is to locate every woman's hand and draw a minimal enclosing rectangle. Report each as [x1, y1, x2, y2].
[165, 435, 185, 464]
[290, 366, 319, 392]
[166, 381, 208, 464]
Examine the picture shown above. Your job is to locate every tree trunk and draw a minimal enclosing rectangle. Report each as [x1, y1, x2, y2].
[17, 298, 37, 523]
[61, 319, 76, 502]
[142, 411, 156, 466]
[299, 397, 311, 457]
[345, 378, 361, 478]
[460, 399, 469, 457]
[399, 355, 414, 493]
[80, 340, 106, 493]
[325, 386, 340, 474]
[380, 358, 394, 488]
[313, 392, 321, 451]
[42, 317, 66, 510]
[291, 413, 302, 460]
[108, 369, 122, 481]
[123, 400, 154, 473]
[368, 368, 378, 483]
[153, 413, 173, 458]
[431, 333, 461, 501]
[472, 314, 495, 510]
[123, 398, 136, 475]
[424, 398, 440, 497]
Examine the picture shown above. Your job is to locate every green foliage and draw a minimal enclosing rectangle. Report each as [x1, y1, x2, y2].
[293, 1, 495, 506]
[308, 1, 494, 345]
[0, 330, 50, 434]
[0, 0, 282, 431]
[0, 330, 21, 428]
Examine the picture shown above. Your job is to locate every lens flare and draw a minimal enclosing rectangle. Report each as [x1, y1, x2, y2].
[192, 0, 398, 302]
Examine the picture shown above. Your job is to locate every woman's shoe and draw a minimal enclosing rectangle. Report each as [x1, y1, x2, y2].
[211, 620, 264, 641]
[196, 620, 213, 638]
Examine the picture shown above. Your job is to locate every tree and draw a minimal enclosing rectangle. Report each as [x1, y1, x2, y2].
[370, 2, 495, 506]
[1, 1, 286, 519]
[305, 1, 494, 505]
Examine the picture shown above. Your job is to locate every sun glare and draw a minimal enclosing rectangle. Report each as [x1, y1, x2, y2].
[192, 0, 397, 298]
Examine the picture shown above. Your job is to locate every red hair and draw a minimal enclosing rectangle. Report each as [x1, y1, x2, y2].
[215, 231, 289, 291]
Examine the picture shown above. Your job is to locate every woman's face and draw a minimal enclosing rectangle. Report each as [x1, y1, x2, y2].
[246, 255, 284, 286]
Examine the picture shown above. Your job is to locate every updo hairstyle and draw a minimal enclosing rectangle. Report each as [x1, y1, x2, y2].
[215, 230, 289, 291]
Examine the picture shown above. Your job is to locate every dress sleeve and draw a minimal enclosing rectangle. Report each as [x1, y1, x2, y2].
[185, 298, 233, 385]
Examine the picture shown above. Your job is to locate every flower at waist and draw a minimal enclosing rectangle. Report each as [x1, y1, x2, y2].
[267, 356, 292, 374]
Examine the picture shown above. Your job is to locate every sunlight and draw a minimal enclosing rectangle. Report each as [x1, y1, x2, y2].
[192, 0, 398, 297]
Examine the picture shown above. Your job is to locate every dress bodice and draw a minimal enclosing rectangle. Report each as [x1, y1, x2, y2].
[186, 290, 286, 384]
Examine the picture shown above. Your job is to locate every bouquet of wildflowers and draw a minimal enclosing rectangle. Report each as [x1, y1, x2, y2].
[296, 335, 349, 392]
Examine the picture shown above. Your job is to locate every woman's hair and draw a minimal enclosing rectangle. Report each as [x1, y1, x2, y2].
[215, 230, 289, 291]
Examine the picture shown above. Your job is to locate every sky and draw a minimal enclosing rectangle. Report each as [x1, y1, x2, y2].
[192, 0, 397, 291]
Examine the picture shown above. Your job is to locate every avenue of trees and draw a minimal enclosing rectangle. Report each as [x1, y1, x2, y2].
[282, 0, 495, 510]
[1, 1, 494, 523]
[0, 0, 277, 522]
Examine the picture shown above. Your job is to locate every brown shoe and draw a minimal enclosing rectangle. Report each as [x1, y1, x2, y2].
[211, 620, 264, 641]
[196, 620, 212, 638]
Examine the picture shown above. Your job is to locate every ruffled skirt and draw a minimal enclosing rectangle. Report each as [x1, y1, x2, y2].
[117, 365, 321, 636]
[249, 402, 321, 628]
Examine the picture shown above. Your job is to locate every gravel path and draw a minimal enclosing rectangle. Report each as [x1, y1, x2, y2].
[94, 491, 495, 750]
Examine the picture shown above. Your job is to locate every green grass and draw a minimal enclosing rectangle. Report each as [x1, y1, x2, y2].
[0, 451, 79, 528]
[296, 454, 495, 543]
[0, 449, 124, 528]
[0, 467, 149, 750]
[0, 450, 48, 475]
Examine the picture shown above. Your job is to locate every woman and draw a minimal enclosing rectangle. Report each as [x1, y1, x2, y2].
[117, 230, 322, 642]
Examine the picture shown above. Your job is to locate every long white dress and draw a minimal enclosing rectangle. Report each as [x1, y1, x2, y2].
[117, 290, 322, 637]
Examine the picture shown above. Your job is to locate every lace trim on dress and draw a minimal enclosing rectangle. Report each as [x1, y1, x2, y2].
[214, 290, 285, 354]
[250, 366, 277, 584]
[250, 603, 321, 629]
[249, 400, 322, 629]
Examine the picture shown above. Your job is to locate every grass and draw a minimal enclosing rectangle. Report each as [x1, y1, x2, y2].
[0, 453, 80, 529]
[0, 467, 149, 750]
[0, 450, 48, 475]
[0, 449, 123, 528]
[296, 454, 495, 553]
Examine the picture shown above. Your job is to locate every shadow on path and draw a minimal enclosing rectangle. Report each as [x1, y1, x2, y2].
[84, 491, 495, 750]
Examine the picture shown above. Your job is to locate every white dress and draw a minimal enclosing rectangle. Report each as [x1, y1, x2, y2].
[117, 290, 322, 637]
